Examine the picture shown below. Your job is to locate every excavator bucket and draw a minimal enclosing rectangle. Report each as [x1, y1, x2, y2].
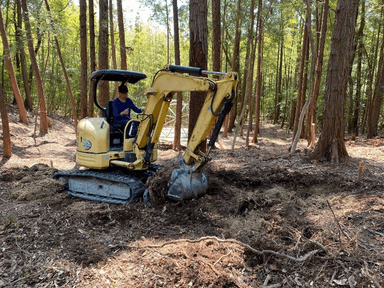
[167, 160, 208, 201]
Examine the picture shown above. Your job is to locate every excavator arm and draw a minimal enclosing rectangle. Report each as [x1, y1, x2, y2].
[130, 65, 238, 200]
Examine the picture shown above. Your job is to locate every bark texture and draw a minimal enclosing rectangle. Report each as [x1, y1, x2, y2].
[22, 0, 48, 134]
[306, 0, 329, 148]
[312, 0, 360, 163]
[99, 0, 109, 108]
[44, 0, 77, 132]
[88, 0, 96, 116]
[117, 0, 126, 70]
[0, 81, 11, 157]
[0, 7, 28, 125]
[173, 0, 182, 150]
[80, 0, 88, 119]
[16, 0, 32, 111]
[188, 0, 208, 151]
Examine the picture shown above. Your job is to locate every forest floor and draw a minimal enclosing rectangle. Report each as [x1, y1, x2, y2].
[0, 104, 384, 288]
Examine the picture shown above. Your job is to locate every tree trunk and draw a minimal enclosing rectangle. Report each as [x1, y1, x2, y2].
[306, 0, 329, 148]
[117, 0, 126, 70]
[293, 17, 309, 137]
[239, 15, 254, 137]
[99, 0, 109, 108]
[16, 0, 32, 111]
[312, 0, 359, 163]
[0, 81, 11, 158]
[1, 0, 10, 92]
[166, 0, 170, 64]
[367, 1, 384, 139]
[28, 14, 45, 94]
[189, 0, 208, 152]
[88, 0, 96, 116]
[244, 0, 256, 148]
[273, 29, 283, 125]
[223, 0, 241, 137]
[80, 0, 88, 119]
[252, 0, 263, 143]
[44, 0, 78, 132]
[361, 44, 375, 134]
[221, 0, 226, 69]
[0, 7, 28, 125]
[109, 0, 118, 96]
[352, 1, 365, 136]
[212, 0, 221, 73]
[346, 2, 364, 134]
[21, 0, 48, 134]
[173, 0, 183, 150]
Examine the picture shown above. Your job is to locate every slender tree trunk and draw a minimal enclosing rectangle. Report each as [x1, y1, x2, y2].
[312, 0, 359, 163]
[273, 28, 284, 124]
[346, 2, 364, 134]
[361, 45, 375, 134]
[44, 0, 78, 132]
[212, 0, 221, 72]
[280, 61, 290, 129]
[21, 0, 48, 134]
[109, 0, 118, 96]
[1, 0, 10, 92]
[0, 81, 11, 158]
[88, 0, 96, 116]
[367, 1, 384, 138]
[221, 0, 226, 69]
[209, 0, 221, 141]
[306, 0, 329, 148]
[239, 15, 254, 137]
[252, 0, 263, 143]
[189, 0, 208, 152]
[166, 0, 170, 64]
[16, 0, 32, 111]
[223, 0, 241, 137]
[293, 17, 309, 137]
[244, 0, 256, 148]
[243, 0, 256, 148]
[99, 0, 109, 107]
[0, 7, 28, 125]
[117, 0, 126, 70]
[173, 0, 183, 150]
[80, 0, 88, 118]
[291, 0, 317, 153]
[352, 0, 365, 136]
[28, 16, 45, 94]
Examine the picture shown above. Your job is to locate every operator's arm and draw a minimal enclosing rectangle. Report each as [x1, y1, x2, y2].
[127, 98, 143, 114]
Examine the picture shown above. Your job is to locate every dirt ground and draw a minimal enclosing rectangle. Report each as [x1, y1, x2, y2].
[1, 105, 384, 287]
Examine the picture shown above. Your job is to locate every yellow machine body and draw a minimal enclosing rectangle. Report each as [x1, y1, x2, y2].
[55, 65, 239, 203]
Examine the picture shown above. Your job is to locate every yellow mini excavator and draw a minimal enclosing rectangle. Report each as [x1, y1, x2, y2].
[54, 65, 238, 204]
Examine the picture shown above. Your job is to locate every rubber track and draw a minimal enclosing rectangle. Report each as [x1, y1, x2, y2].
[53, 169, 155, 204]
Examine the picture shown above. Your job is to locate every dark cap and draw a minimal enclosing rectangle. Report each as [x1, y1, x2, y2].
[118, 85, 128, 93]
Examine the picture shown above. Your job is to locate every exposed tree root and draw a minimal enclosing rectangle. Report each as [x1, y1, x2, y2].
[126, 236, 319, 263]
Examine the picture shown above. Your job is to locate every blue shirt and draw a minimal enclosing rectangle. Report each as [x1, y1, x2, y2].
[112, 97, 142, 126]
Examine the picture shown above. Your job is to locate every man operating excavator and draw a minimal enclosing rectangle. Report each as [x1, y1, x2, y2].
[112, 84, 143, 131]
[53, 65, 238, 204]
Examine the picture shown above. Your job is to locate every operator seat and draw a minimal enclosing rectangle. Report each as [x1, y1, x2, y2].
[103, 100, 114, 126]
[104, 100, 124, 150]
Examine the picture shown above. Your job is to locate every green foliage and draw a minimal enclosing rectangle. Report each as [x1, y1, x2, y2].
[0, 0, 382, 137]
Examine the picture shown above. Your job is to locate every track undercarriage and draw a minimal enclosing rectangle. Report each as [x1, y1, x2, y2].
[53, 168, 157, 204]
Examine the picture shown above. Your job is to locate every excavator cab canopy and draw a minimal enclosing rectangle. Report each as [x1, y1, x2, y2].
[90, 69, 147, 111]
